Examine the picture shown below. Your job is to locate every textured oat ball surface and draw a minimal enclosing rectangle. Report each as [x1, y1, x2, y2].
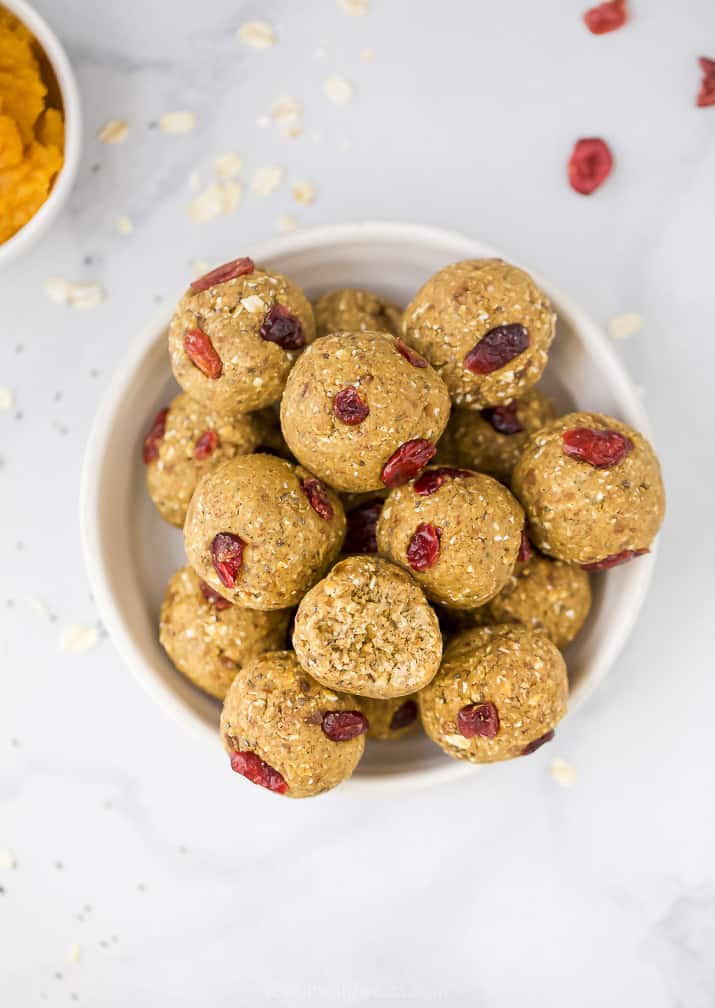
[292, 555, 442, 699]
[357, 695, 421, 741]
[280, 331, 451, 492]
[314, 288, 402, 339]
[184, 454, 345, 610]
[512, 411, 665, 565]
[159, 566, 290, 699]
[145, 393, 262, 527]
[487, 555, 591, 648]
[169, 264, 315, 413]
[220, 651, 365, 798]
[419, 624, 568, 764]
[402, 259, 555, 408]
[376, 467, 524, 608]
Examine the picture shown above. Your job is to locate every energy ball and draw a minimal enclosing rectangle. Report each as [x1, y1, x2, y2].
[376, 466, 524, 609]
[292, 555, 442, 699]
[402, 259, 555, 408]
[314, 287, 402, 339]
[512, 411, 665, 567]
[443, 389, 556, 483]
[280, 331, 451, 493]
[419, 624, 568, 764]
[169, 257, 315, 414]
[159, 566, 290, 699]
[142, 392, 263, 527]
[357, 695, 421, 741]
[487, 555, 591, 648]
[184, 454, 345, 610]
[220, 651, 367, 798]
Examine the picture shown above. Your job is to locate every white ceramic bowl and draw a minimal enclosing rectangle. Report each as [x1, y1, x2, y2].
[81, 221, 656, 792]
[0, 0, 81, 265]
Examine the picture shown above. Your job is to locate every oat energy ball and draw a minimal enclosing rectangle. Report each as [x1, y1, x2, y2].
[376, 467, 524, 609]
[314, 288, 402, 339]
[402, 259, 556, 408]
[159, 566, 290, 699]
[184, 454, 345, 609]
[280, 331, 451, 493]
[220, 651, 366, 798]
[512, 411, 665, 567]
[357, 695, 421, 741]
[419, 624, 568, 764]
[169, 258, 315, 414]
[142, 392, 263, 527]
[292, 555, 442, 699]
[487, 555, 591, 648]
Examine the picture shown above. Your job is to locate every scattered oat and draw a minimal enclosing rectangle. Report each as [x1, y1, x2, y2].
[214, 152, 242, 179]
[68, 944, 81, 964]
[360, 48, 374, 62]
[251, 164, 282, 197]
[241, 295, 266, 313]
[188, 180, 241, 222]
[549, 757, 577, 788]
[608, 312, 644, 341]
[0, 386, 14, 411]
[292, 180, 316, 206]
[98, 119, 128, 144]
[0, 851, 16, 869]
[45, 279, 105, 310]
[338, 0, 370, 15]
[59, 625, 99, 654]
[116, 215, 133, 235]
[191, 259, 210, 278]
[270, 96, 303, 137]
[159, 111, 195, 135]
[277, 214, 297, 233]
[238, 19, 276, 49]
[324, 75, 355, 105]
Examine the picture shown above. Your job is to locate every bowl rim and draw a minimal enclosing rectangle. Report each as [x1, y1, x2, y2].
[80, 219, 657, 793]
[0, 0, 82, 265]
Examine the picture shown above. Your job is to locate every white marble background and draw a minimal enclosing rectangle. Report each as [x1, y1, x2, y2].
[1, 0, 714, 1004]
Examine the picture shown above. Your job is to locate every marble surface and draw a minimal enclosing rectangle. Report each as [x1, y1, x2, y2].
[1, 1, 714, 1004]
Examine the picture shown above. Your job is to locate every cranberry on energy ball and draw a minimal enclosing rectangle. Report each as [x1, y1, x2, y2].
[464, 323, 530, 375]
[481, 402, 524, 435]
[343, 499, 383, 555]
[457, 702, 500, 740]
[321, 710, 369, 742]
[190, 256, 255, 293]
[259, 303, 305, 350]
[333, 386, 370, 425]
[229, 750, 288, 794]
[381, 439, 437, 488]
[301, 477, 334, 521]
[212, 532, 245, 588]
[194, 430, 218, 460]
[184, 328, 223, 379]
[142, 407, 168, 463]
[562, 427, 632, 468]
[406, 522, 441, 572]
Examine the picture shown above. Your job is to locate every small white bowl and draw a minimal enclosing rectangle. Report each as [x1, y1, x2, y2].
[0, 0, 81, 265]
[81, 221, 656, 793]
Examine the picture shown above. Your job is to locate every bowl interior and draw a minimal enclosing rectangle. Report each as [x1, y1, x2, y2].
[82, 222, 655, 789]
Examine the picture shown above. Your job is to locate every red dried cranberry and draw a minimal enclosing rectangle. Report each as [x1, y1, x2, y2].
[481, 401, 525, 435]
[211, 532, 245, 588]
[344, 499, 383, 555]
[199, 579, 232, 610]
[333, 386, 369, 425]
[321, 710, 369, 742]
[184, 329, 223, 379]
[522, 729, 555, 755]
[581, 548, 648, 571]
[697, 56, 715, 107]
[562, 427, 633, 468]
[381, 439, 436, 488]
[194, 430, 219, 460]
[413, 467, 472, 496]
[464, 324, 530, 375]
[389, 699, 418, 732]
[583, 0, 627, 35]
[229, 750, 287, 793]
[395, 337, 428, 368]
[301, 477, 334, 521]
[142, 407, 168, 463]
[406, 522, 441, 572]
[190, 257, 254, 293]
[259, 303, 305, 350]
[457, 702, 500, 739]
[568, 138, 613, 195]
[517, 530, 534, 564]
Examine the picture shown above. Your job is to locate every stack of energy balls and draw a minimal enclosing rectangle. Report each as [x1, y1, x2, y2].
[144, 256, 665, 798]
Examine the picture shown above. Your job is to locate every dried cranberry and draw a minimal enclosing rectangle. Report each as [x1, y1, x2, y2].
[395, 337, 428, 368]
[194, 430, 219, 460]
[568, 138, 613, 195]
[301, 477, 334, 521]
[581, 548, 648, 571]
[517, 530, 533, 564]
[199, 579, 232, 610]
[229, 750, 287, 793]
[406, 522, 441, 572]
[522, 729, 555, 755]
[583, 0, 627, 35]
[389, 700, 418, 732]
[413, 467, 472, 496]
[457, 702, 500, 739]
[464, 324, 530, 375]
[344, 499, 383, 555]
[562, 427, 633, 468]
[184, 328, 223, 379]
[211, 532, 245, 588]
[381, 439, 436, 488]
[260, 303, 305, 350]
[697, 56, 715, 107]
[190, 257, 254, 293]
[333, 386, 369, 425]
[481, 401, 524, 435]
[321, 710, 369, 742]
[142, 407, 168, 463]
